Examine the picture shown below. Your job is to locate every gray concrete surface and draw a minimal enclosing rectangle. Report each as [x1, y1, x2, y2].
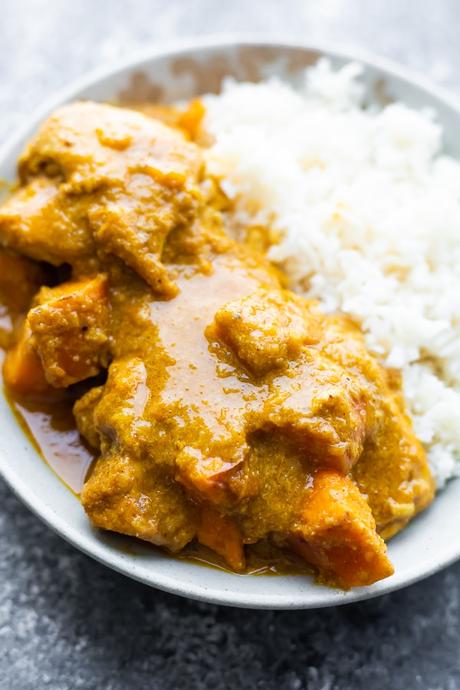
[1, 1, 460, 688]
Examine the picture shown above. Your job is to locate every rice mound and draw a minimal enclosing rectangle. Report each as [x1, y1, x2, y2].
[202, 59, 460, 487]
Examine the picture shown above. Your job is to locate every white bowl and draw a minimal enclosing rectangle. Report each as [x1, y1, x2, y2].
[1, 36, 459, 609]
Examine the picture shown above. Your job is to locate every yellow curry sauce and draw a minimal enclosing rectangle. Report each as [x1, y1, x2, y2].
[0, 101, 434, 589]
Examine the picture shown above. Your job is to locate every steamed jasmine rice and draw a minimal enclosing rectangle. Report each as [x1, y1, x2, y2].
[202, 60, 460, 487]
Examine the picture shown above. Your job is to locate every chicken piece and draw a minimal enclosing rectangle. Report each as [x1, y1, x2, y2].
[212, 289, 317, 375]
[353, 395, 435, 539]
[90, 354, 255, 505]
[290, 470, 394, 588]
[236, 431, 313, 542]
[197, 504, 245, 571]
[90, 356, 150, 456]
[87, 173, 196, 296]
[0, 176, 95, 268]
[210, 293, 370, 474]
[28, 275, 109, 387]
[259, 312, 407, 477]
[2, 102, 203, 293]
[78, 356, 197, 551]
[81, 451, 197, 552]
[260, 349, 368, 475]
[19, 101, 202, 186]
[73, 386, 104, 449]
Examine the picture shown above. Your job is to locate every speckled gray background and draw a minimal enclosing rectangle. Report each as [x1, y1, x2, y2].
[1, 1, 460, 689]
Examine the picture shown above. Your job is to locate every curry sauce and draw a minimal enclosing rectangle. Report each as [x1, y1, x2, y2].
[0, 101, 435, 589]
[7, 390, 313, 577]
[8, 392, 94, 494]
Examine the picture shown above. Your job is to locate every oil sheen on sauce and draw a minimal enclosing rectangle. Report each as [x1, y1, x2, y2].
[9, 393, 94, 495]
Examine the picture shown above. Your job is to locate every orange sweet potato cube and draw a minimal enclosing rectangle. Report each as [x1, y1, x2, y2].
[28, 274, 109, 387]
[197, 504, 245, 572]
[3, 320, 50, 396]
[291, 470, 394, 588]
[0, 248, 44, 312]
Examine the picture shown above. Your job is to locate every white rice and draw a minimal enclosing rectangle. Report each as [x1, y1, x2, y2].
[202, 59, 460, 487]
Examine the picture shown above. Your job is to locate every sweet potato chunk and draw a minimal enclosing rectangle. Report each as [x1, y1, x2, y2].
[0, 248, 44, 313]
[3, 320, 50, 395]
[291, 470, 394, 588]
[28, 275, 109, 387]
[0, 248, 45, 348]
[197, 504, 245, 571]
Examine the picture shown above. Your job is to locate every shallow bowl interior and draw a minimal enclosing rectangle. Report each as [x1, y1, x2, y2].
[0, 37, 459, 609]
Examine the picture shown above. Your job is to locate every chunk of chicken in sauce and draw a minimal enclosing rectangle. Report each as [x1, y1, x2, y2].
[0, 102, 203, 294]
[0, 102, 434, 589]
